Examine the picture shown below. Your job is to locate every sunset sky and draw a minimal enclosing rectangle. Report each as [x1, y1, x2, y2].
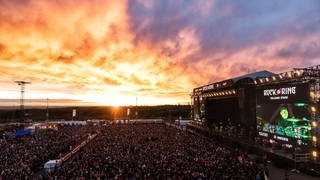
[0, 0, 319, 107]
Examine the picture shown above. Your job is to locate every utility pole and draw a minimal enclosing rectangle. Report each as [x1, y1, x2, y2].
[46, 98, 49, 121]
[15, 81, 31, 122]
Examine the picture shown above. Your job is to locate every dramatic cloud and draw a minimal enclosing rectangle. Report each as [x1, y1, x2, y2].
[0, 0, 319, 106]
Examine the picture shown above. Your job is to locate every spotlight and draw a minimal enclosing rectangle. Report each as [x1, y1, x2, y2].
[279, 74, 283, 79]
[295, 70, 303, 76]
[312, 136, 317, 142]
[299, 70, 304, 75]
[310, 92, 315, 99]
[312, 121, 317, 127]
[312, 150, 318, 158]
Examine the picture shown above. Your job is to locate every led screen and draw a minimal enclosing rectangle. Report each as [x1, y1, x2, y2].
[193, 96, 200, 119]
[256, 103, 312, 139]
[256, 83, 312, 140]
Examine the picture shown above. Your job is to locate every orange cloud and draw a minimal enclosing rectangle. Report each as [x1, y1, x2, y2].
[0, 0, 319, 106]
[0, 0, 192, 105]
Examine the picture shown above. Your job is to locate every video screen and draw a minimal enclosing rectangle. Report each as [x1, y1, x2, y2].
[256, 103, 312, 139]
[193, 96, 205, 120]
[193, 96, 200, 119]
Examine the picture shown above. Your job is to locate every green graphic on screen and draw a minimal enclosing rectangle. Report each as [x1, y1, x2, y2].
[257, 103, 312, 139]
[280, 107, 289, 119]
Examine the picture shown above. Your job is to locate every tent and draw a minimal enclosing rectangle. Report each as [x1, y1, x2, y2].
[44, 159, 61, 172]
[12, 129, 31, 138]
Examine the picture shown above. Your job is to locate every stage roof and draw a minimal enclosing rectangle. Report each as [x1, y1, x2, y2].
[232, 70, 275, 83]
[194, 70, 276, 93]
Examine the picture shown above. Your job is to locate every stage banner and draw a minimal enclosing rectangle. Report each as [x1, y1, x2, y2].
[257, 83, 310, 104]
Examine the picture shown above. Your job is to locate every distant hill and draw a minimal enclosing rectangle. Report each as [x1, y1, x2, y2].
[0, 105, 191, 123]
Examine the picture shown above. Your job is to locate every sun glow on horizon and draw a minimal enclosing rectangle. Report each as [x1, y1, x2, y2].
[79, 92, 137, 106]
[77, 92, 189, 107]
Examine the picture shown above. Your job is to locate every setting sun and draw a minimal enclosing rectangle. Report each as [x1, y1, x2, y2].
[79, 93, 137, 106]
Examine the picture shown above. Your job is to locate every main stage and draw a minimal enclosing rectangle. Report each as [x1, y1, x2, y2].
[191, 65, 320, 166]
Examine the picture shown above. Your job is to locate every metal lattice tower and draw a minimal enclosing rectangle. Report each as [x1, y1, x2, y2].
[15, 81, 31, 122]
[294, 65, 320, 102]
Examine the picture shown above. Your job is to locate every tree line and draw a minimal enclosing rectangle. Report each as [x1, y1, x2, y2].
[0, 105, 191, 123]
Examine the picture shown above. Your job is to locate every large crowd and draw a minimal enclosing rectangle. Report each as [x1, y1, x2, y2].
[0, 123, 267, 179]
[50, 123, 265, 179]
[0, 124, 94, 179]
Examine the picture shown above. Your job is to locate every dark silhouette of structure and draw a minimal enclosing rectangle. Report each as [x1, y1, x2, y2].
[15, 81, 31, 122]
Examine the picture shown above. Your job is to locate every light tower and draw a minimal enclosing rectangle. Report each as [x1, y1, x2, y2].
[15, 81, 31, 122]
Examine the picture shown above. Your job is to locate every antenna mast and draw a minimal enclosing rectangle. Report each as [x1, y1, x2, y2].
[15, 81, 31, 122]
